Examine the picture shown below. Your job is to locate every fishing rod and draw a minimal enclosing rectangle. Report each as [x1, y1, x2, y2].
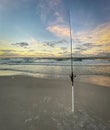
[68, 11, 76, 112]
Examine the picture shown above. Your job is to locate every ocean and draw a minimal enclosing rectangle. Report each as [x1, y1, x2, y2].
[0, 57, 110, 79]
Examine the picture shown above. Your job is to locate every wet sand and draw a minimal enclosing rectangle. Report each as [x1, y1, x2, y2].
[0, 75, 110, 130]
[75, 75, 110, 121]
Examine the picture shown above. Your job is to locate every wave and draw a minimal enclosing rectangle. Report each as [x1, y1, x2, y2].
[0, 58, 110, 66]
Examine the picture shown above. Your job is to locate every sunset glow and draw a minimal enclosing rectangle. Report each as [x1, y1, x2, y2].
[0, 0, 110, 57]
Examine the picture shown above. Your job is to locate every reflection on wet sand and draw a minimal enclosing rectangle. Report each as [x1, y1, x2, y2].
[79, 75, 110, 88]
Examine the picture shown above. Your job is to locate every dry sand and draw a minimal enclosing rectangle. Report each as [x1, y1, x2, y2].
[0, 75, 110, 130]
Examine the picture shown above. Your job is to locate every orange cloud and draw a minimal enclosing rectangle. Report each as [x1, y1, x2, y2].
[72, 22, 110, 56]
[47, 25, 71, 38]
[92, 23, 110, 45]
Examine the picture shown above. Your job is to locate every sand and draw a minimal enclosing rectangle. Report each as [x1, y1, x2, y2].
[0, 75, 110, 130]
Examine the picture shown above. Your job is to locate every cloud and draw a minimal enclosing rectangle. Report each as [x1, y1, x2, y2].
[1, 20, 110, 58]
[97, 52, 110, 57]
[43, 39, 68, 47]
[0, 50, 15, 53]
[36, 0, 65, 25]
[74, 41, 110, 57]
[0, 49, 20, 57]
[73, 22, 110, 45]
[0, 39, 67, 57]
[54, 12, 64, 24]
[92, 22, 110, 45]
[0, 0, 31, 10]
[75, 43, 103, 51]
[69, 26, 110, 56]
[11, 21, 110, 57]
[69, 22, 110, 57]
[12, 42, 29, 48]
[44, 22, 110, 57]
[47, 25, 71, 37]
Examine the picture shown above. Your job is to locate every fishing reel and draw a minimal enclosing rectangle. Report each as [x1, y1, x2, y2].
[69, 72, 76, 85]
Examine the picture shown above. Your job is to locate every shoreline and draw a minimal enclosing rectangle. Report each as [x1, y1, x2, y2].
[0, 74, 110, 87]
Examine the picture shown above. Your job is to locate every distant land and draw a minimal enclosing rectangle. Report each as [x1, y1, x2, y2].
[37, 57, 110, 61]
[0, 56, 110, 61]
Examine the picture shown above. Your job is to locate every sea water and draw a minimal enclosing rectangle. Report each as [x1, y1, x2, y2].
[0, 57, 110, 78]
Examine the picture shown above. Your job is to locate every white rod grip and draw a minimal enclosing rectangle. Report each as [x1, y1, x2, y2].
[72, 85, 74, 112]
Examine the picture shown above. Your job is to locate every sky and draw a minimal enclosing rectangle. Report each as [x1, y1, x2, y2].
[0, 0, 110, 57]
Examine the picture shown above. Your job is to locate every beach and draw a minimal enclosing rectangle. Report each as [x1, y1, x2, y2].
[0, 75, 110, 130]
